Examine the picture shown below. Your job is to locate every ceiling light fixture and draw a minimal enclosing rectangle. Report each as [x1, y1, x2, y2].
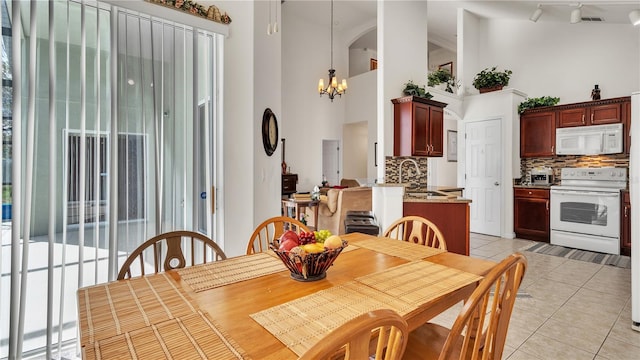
[630, 9, 640, 25]
[530, 4, 543, 22]
[570, 3, 583, 24]
[318, 0, 347, 101]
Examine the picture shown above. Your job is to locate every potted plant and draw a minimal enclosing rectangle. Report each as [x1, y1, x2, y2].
[518, 96, 560, 114]
[427, 69, 458, 94]
[472, 67, 513, 93]
[402, 80, 433, 99]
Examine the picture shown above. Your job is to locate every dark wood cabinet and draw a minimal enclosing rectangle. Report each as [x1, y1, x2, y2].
[625, 100, 632, 154]
[514, 188, 550, 242]
[520, 111, 555, 158]
[282, 174, 298, 196]
[621, 190, 631, 256]
[558, 103, 622, 128]
[403, 201, 470, 255]
[392, 96, 447, 157]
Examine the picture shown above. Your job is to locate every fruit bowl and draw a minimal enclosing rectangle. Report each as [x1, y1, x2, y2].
[270, 239, 348, 282]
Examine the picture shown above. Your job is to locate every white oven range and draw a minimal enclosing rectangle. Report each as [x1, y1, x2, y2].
[550, 167, 627, 255]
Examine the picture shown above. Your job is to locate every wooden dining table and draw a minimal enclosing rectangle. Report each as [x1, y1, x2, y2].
[77, 232, 496, 359]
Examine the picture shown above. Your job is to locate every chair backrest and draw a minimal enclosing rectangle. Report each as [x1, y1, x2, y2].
[383, 216, 447, 250]
[117, 230, 226, 280]
[246, 216, 310, 254]
[440, 252, 528, 360]
[299, 309, 409, 360]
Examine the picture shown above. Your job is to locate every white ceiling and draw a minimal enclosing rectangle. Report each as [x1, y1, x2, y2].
[284, 0, 640, 52]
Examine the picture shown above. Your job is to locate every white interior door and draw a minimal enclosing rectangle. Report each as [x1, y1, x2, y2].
[465, 119, 502, 236]
[323, 140, 340, 186]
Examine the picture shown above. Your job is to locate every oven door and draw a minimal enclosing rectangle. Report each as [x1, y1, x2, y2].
[550, 188, 620, 238]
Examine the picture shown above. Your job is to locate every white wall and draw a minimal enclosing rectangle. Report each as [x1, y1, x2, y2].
[474, 20, 640, 102]
[342, 122, 368, 181]
[428, 47, 456, 72]
[252, 0, 283, 244]
[282, 3, 346, 193]
[345, 70, 377, 181]
[349, 48, 378, 76]
[218, 0, 258, 257]
[377, 0, 429, 182]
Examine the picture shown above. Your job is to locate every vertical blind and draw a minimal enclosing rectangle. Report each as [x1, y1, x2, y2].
[1, 0, 221, 358]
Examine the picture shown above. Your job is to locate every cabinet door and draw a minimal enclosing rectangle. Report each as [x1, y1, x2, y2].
[625, 100, 631, 154]
[558, 107, 587, 127]
[514, 197, 550, 242]
[520, 111, 555, 157]
[428, 106, 444, 156]
[412, 103, 430, 156]
[590, 103, 622, 125]
[621, 191, 631, 256]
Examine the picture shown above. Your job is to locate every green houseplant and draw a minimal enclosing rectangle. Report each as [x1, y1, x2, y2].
[427, 69, 458, 93]
[518, 96, 560, 114]
[472, 67, 513, 93]
[402, 80, 433, 99]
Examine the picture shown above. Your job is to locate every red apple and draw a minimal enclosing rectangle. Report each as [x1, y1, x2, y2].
[279, 230, 300, 246]
[279, 239, 298, 251]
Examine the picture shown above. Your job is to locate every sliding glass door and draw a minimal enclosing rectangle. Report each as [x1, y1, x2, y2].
[0, 1, 221, 358]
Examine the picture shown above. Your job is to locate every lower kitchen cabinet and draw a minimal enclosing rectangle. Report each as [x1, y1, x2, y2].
[621, 190, 631, 256]
[403, 201, 470, 256]
[514, 188, 550, 242]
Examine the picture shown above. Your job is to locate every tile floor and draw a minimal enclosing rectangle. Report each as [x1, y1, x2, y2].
[430, 233, 640, 360]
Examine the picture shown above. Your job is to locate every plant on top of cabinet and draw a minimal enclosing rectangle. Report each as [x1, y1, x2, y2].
[427, 69, 458, 93]
[402, 80, 432, 99]
[518, 96, 560, 114]
[472, 67, 512, 93]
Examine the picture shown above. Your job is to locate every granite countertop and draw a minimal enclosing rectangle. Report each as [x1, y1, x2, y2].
[403, 186, 471, 204]
[513, 184, 554, 189]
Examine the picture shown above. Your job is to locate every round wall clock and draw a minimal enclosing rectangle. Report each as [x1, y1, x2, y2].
[262, 108, 278, 156]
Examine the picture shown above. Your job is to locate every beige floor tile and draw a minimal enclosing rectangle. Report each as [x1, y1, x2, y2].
[506, 349, 545, 360]
[597, 336, 640, 360]
[583, 266, 632, 298]
[536, 317, 608, 354]
[552, 303, 618, 330]
[518, 333, 596, 359]
[541, 259, 601, 287]
[608, 316, 640, 348]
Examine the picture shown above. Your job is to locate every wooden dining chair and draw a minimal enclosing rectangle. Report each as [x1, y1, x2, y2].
[117, 230, 226, 280]
[299, 309, 409, 360]
[402, 252, 528, 360]
[246, 216, 310, 254]
[383, 216, 447, 250]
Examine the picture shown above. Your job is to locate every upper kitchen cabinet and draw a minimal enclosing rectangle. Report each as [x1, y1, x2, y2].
[557, 97, 629, 128]
[392, 96, 447, 157]
[520, 110, 555, 158]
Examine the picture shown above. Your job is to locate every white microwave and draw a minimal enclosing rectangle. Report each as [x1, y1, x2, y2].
[555, 123, 623, 155]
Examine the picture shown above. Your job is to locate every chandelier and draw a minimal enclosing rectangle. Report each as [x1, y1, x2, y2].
[318, 0, 347, 101]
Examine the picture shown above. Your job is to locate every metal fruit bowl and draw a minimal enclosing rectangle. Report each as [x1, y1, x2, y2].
[270, 239, 348, 282]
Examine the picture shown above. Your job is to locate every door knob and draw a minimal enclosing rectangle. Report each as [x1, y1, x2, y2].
[494, 182, 500, 186]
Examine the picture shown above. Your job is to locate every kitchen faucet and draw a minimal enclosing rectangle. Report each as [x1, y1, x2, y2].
[398, 158, 421, 185]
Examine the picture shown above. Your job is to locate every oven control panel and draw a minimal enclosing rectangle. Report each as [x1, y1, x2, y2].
[561, 167, 627, 181]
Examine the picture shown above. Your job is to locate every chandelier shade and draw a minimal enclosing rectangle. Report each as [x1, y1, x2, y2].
[318, 0, 347, 101]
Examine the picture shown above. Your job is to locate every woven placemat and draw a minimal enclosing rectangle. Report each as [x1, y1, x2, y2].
[177, 252, 287, 292]
[356, 261, 483, 307]
[250, 281, 413, 356]
[83, 311, 250, 360]
[78, 273, 197, 345]
[353, 237, 445, 261]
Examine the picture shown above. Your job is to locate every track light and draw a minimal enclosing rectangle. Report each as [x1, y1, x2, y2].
[630, 10, 640, 26]
[570, 4, 582, 24]
[530, 4, 543, 22]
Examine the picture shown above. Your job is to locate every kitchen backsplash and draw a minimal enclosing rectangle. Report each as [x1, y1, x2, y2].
[385, 156, 428, 187]
[519, 154, 629, 185]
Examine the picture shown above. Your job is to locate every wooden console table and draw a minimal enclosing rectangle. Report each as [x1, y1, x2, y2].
[282, 198, 319, 230]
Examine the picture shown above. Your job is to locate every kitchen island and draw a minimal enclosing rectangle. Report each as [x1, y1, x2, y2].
[403, 186, 471, 256]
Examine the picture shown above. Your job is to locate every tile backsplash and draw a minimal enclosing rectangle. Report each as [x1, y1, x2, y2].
[518, 153, 629, 185]
[384, 156, 428, 187]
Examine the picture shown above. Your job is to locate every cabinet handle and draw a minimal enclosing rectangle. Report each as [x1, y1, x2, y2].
[528, 191, 532, 195]
[546, 200, 549, 211]
[582, 114, 585, 124]
[625, 207, 628, 217]
[591, 113, 594, 122]
[551, 145, 554, 153]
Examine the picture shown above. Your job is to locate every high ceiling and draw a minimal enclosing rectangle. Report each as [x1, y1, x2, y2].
[284, 0, 640, 52]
